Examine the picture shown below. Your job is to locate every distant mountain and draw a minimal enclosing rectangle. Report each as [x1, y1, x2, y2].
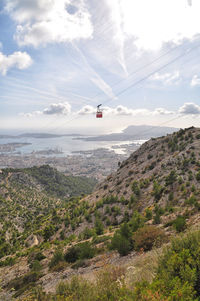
[75, 125, 179, 141]
[0, 133, 83, 139]
[0, 135, 15, 139]
[18, 133, 61, 138]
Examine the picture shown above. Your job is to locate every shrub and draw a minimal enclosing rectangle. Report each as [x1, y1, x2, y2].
[28, 251, 45, 264]
[145, 208, 152, 220]
[132, 181, 140, 196]
[8, 271, 42, 297]
[152, 181, 163, 201]
[165, 170, 177, 186]
[95, 218, 104, 235]
[30, 260, 42, 272]
[196, 171, 200, 181]
[71, 259, 88, 269]
[49, 248, 64, 269]
[81, 227, 94, 239]
[151, 231, 200, 299]
[133, 225, 167, 251]
[129, 211, 145, 232]
[64, 242, 96, 263]
[110, 233, 131, 256]
[43, 224, 55, 241]
[64, 245, 79, 263]
[173, 216, 186, 232]
[153, 212, 161, 224]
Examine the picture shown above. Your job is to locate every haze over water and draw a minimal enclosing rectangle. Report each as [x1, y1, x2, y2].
[0, 135, 142, 156]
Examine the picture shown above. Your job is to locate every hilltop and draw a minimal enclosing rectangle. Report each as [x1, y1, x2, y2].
[1, 127, 200, 299]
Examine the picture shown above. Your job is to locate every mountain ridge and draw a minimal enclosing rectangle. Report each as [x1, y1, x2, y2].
[75, 124, 178, 141]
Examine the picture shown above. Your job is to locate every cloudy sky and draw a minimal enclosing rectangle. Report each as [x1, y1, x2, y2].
[1, 0, 200, 134]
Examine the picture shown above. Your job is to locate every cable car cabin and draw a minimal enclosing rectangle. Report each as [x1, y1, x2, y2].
[96, 111, 103, 118]
[96, 104, 103, 118]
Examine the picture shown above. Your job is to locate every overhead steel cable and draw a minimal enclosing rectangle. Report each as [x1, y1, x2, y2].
[102, 42, 200, 106]
[52, 41, 200, 132]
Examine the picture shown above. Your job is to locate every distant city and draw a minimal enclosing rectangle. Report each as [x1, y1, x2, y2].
[0, 125, 178, 181]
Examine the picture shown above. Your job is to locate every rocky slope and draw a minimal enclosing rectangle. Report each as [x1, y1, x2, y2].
[89, 127, 200, 209]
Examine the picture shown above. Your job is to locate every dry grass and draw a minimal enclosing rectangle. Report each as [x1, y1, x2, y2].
[125, 247, 163, 287]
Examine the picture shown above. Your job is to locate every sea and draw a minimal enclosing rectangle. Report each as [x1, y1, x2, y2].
[0, 135, 146, 157]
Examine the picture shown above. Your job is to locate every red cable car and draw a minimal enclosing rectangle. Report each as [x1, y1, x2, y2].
[96, 104, 103, 118]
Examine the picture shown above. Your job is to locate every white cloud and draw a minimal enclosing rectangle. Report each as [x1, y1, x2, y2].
[77, 105, 174, 117]
[0, 51, 32, 75]
[6, 0, 93, 47]
[5, 0, 52, 22]
[179, 102, 200, 115]
[43, 102, 71, 115]
[151, 71, 180, 85]
[24, 103, 175, 118]
[103, 105, 144, 116]
[119, 0, 200, 50]
[23, 102, 71, 117]
[191, 75, 200, 87]
[77, 105, 96, 115]
[153, 108, 174, 115]
[20, 111, 42, 118]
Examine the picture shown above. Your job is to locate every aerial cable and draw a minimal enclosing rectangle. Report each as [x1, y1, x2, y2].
[48, 42, 200, 132]
[101, 42, 200, 107]
[75, 40, 193, 107]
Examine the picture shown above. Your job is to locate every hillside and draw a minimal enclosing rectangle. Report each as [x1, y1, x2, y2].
[0, 166, 96, 259]
[77, 124, 178, 141]
[1, 165, 97, 197]
[2, 127, 200, 299]
[89, 126, 200, 209]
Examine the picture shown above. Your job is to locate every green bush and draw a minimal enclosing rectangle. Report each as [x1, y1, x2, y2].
[28, 251, 45, 264]
[196, 170, 200, 181]
[145, 208, 152, 220]
[95, 218, 104, 235]
[173, 216, 186, 232]
[132, 181, 140, 196]
[165, 170, 177, 186]
[64, 242, 96, 263]
[30, 260, 42, 272]
[110, 223, 132, 256]
[43, 224, 55, 241]
[151, 231, 200, 299]
[152, 181, 163, 201]
[49, 248, 64, 268]
[129, 211, 145, 232]
[81, 227, 94, 239]
[110, 233, 131, 256]
[153, 212, 161, 224]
